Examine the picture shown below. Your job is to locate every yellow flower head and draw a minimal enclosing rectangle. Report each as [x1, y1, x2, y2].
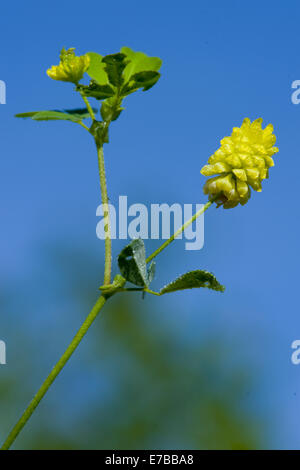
[47, 48, 90, 84]
[200, 118, 278, 209]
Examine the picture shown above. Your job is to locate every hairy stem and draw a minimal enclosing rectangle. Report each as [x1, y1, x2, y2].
[1, 295, 108, 450]
[97, 145, 112, 285]
[146, 200, 213, 264]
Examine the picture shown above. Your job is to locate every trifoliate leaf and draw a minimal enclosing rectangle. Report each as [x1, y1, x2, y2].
[86, 52, 109, 85]
[160, 270, 225, 295]
[79, 48, 162, 100]
[15, 108, 97, 122]
[118, 239, 155, 288]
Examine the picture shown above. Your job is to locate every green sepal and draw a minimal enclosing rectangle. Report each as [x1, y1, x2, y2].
[118, 239, 155, 288]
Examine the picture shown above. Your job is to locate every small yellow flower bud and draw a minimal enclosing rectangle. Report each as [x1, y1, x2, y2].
[47, 48, 90, 84]
[200, 118, 278, 208]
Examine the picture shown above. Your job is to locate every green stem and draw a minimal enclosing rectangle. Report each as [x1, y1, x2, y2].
[80, 92, 95, 121]
[97, 145, 112, 285]
[144, 288, 160, 296]
[1, 111, 114, 450]
[1, 295, 108, 450]
[146, 199, 213, 264]
[78, 121, 90, 132]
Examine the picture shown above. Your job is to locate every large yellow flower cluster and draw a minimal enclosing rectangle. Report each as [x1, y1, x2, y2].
[200, 118, 278, 208]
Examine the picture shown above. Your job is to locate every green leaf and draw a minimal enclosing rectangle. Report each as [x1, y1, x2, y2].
[131, 71, 161, 91]
[82, 48, 162, 100]
[121, 47, 162, 83]
[160, 270, 225, 295]
[33, 111, 80, 121]
[15, 111, 38, 119]
[86, 52, 109, 85]
[76, 82, 115, 100]
[102, 53, 128, 88]
[62, 108, 98, 119]
[15, 108, 96, 122]
[121, 71, 161, 95]
[118, 239, 155, 288]
[147, 261, 156, 286]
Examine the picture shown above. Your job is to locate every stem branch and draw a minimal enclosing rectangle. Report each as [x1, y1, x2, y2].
[146, 199, 213, 264]
[78, 121, 90, 132]
[80, 92, 95, 121]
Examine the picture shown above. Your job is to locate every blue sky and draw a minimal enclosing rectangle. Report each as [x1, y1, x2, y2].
[1, 0, 300, 448]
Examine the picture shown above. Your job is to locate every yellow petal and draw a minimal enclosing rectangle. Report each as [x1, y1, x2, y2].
[236, 180, 249, 197]
[232, 169, 247, 181]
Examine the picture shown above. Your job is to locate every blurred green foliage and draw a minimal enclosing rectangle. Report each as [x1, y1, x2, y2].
[0, 244, 266, 449]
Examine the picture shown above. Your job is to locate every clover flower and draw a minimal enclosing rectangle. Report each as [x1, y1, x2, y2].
[47, 48, 90, 84]
[200, 118, 278, 208]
